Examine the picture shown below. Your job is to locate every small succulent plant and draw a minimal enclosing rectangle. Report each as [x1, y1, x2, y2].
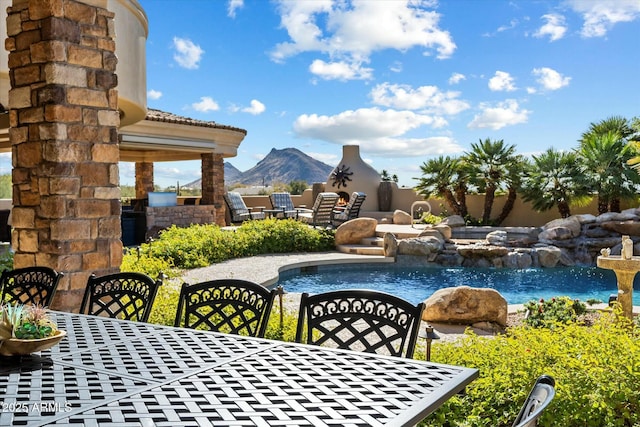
[0, 303, 58, 340]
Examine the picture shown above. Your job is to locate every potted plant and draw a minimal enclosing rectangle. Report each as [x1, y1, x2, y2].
[0, 303, 66, 356]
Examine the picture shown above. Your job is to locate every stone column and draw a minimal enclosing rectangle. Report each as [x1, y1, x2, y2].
[7, 0, 121, 312]
[201, 153, 224, 226]
[135, 161, 153, 199]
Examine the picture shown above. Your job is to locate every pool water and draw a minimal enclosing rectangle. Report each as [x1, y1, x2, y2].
[277, 265, 640, 305]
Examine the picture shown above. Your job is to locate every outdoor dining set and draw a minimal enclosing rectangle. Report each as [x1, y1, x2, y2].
[0, 263, 554, 426]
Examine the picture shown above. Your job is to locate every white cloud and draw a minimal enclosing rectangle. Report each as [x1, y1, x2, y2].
[307, 151, 339, 165]
[390, 61, 403, 73]
[270, 0, 456, 80]
[192, 96, 220, 112]
[292, 107, 463, 157]
[369, 83, 470, 116]
[147, 89, 162, 100]
[242, 99, 266, 115]
[228, 0, 243, 18]
[532, 67, 571, 90]
[534, 13, 567, 41]
[567, 0, 640, 37]
[448, 72, 466, 85]
[309, 59, 373, 81]
[468, 99, 530, 130]
[488, 71, 517, 92]
[172, 37, 204, 69]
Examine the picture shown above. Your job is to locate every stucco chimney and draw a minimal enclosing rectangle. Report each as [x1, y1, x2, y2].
[326, 145, 380, 212]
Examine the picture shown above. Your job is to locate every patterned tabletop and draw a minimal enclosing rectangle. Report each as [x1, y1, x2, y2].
[0, 311, 478, 427]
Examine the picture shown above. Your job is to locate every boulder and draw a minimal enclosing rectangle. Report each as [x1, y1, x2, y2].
[601, 220, 640, 237]
[434, 224, 452, 240]
[596, 211, 639, 223]
[383, 232, 398, 258]
[422, 286, 508, 326]
[418, 228, 446, 241]
[457, 244, 509, 258]
[536, 245, 562, 267]
[538, 226, 574, 241]
[441, 215, 465, 227]
[541, 216, 581, 237]
[398, 236, 444, 256]
[334, 217, 377, 245]
[393, 210, 412, 225]
[486, 230, 508, 246]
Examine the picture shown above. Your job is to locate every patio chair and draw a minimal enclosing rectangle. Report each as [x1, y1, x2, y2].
[174, 279, 276, 338]
[80, 272, 162, 322]
[297, 192, 339, 227]
[332, 191, 366, 226]
[269, 192, 309, 219]
[295, 289, 425, 358]
[0, 266, 63, 306]
[512, 375, 556, 427]
[223, 192, 266, 224]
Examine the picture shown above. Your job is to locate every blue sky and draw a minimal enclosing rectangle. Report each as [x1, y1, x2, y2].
[32, 0, 640, 188]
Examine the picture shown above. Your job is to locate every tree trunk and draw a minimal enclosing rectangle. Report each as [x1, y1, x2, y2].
[454, 184, 468, 218]
[483, 185, 496, 224]
[597, 196, 608, 215]
[443, 190, 462, 216]
[494, 187, 517, 225]
[610, 198, 621, 213]
[557, 201, 571, 218]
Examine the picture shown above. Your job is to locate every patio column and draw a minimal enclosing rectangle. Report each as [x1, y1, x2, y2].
[135, 161, 154, 199]
[7, 0, 121, 312]
[201, 152, 225, 226]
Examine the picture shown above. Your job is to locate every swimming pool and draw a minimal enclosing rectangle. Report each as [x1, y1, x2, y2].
[277, 264, 639, 305]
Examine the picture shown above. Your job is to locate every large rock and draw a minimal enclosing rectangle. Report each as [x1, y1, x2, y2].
[398, 236, 444, 256]
[535, 245, 562, 267]
[486, 230, 507, 246]
[383, 232, 398, 257]
[441, 215, 465, 227]
[422, 286, 508, 326]
[596, 211, 639, 223]
[601, 220, 640, 237]
[393, 209, 412, 225]
[434, 224, 452, 240]
[457, 244, 509, 258]
[334, 217, 377, 245]
[540, 216, 582, 239]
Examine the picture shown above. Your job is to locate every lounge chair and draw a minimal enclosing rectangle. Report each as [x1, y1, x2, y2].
[332, 191, 366, 226]
[295, 289, 425, 358]
[297, 192, 339, 227]
[512, 375, 556, 427]
[269, 192, 308, 219]
[223, 192, 266, 224]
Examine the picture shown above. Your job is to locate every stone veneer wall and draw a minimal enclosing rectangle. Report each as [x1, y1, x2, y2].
[201, 153, 225, 226]
[146, 205, 216, 238]
[135, 161, 154, 199]
[7, 0, 121, 312]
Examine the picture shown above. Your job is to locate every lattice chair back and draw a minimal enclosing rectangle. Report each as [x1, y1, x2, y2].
[174, 279, 277, 338]
[512, 375, 556, 427]
[80, 272, 162, 322]
[295, 289, 425, 358]
[299, 192, 339, 227]
[269, 192, 299, 218]
[0, 266, 63, 307]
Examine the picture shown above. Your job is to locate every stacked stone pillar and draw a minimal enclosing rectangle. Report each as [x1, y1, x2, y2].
[135, 161, 153, 199]
[201, 152, 225, 226]
[6, 0, 121, 311]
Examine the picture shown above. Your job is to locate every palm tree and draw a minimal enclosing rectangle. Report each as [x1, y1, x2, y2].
[493, 154, 526, 225]
[414, 156, 468, 217]
[520, 149, 589, 218]
[577, 131, 640, 214]
[464, 138, 517, 225]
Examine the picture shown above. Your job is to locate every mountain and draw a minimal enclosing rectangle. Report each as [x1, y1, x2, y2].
[184, 147, 334, 188]
[237, 148, 333, 186]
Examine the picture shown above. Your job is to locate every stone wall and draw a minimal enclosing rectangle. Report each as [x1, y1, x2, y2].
[145, 205, 216, 238]
[7, 0, 121, 312]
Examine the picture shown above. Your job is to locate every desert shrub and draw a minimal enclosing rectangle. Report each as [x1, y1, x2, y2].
[121, 219, 335, 277]
[421, 311, 640, 427]
[0, 249, 13, 273]
[523, 296, 587, 328]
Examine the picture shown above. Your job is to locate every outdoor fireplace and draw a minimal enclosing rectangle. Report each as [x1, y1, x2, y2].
[327, 145, 381, 212]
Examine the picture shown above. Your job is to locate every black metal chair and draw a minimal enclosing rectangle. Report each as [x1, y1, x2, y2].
[512, 375, 556, 427]
[295, 289, 425, 358]
[0, 266, 63, 306]
[80, 272, 162, 322]
[174, 279, 277, 338]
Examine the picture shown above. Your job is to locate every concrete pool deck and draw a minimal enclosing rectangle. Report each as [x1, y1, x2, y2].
[178, 250, 640, 343]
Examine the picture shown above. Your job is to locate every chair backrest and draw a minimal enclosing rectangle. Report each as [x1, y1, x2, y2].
[0, 266, 63, 306]
[344, 192, 366, 220]
[224, 192, 250, 222]
[512, 375, 556, 427]
[308, 192, 339, 226]
[174, 279, 277, 338]
[80, 272, 162, 322]
[269, 192, 296, 211]
[295, 289, 425, 358]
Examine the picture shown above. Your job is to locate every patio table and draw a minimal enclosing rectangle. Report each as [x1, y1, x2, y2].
[0, 311, 478, 427]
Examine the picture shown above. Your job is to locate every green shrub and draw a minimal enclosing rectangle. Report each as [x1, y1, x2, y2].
[422, 312, 640, 427]
[523, 296, 587, 328]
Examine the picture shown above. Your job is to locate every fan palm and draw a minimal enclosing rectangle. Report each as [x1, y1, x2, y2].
[414, 156, 469, 217]
[520, 149, 589, 218]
